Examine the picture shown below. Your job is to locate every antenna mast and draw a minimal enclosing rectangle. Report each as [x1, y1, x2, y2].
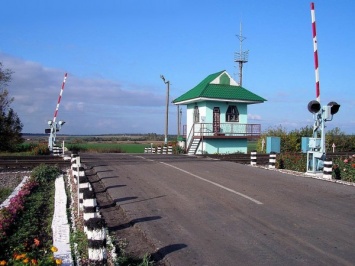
[234, 22, 249, 87]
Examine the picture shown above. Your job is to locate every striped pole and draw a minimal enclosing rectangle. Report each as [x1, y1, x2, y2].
[250, 150, 257, 166]
[53, 73, 68, 122]
[269, 152, 277, 169]
[311, 3, 320, 103]
[323, 158, 332, 180]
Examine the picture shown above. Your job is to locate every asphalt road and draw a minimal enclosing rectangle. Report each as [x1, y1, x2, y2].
[81, 153, 355, 266]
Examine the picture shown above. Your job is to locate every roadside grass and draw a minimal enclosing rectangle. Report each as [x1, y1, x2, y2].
[247, 140, 258, 153]
[65, 142, 161, 153]
[0, 188, 12, 203]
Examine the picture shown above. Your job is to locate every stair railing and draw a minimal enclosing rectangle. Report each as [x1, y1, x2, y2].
[186, 124, 196, 153]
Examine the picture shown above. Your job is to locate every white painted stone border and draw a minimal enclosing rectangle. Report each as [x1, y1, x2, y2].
[52, 175, 73, 266]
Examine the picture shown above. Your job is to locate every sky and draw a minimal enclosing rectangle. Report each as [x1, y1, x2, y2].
[1, 0, 354, 135]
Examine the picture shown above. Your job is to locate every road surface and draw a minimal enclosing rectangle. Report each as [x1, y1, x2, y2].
[81, 153, 355, 266]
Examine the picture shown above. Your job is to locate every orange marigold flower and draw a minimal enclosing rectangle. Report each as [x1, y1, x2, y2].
[51, 246, 58, 253]
[23, 258, 29, 264]
[34, 238, 40, 246]
[31, 259, 38, 265]
[55, 258, 62, 265]
[15, 254, 26, 260]
[0, 260, 6, 265]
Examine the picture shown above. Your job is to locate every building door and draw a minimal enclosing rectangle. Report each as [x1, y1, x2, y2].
[213, 107, 220, 133]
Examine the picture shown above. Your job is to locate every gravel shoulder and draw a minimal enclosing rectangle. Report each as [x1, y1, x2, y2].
[85, 168, 166, 265]
[0, 171, 30, 204]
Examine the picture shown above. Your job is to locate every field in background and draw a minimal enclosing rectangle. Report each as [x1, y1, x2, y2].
[20, 134, 259, 154]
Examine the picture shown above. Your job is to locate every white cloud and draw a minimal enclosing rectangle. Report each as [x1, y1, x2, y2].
[248, 114, 262, 120]
[1, 53, 169, 134]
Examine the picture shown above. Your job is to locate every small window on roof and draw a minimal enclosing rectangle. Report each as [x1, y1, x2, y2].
[220, 73, 230, 85]
[226, 105, 239, 122]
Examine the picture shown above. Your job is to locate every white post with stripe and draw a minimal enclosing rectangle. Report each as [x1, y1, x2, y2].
[269, 152, 277, 169]
[250, 150, 257, 166]
[323, 158, 332, 180]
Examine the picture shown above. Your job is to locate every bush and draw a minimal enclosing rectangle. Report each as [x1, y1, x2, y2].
[31, 144, 50, 155]
[258, 125, 355, 153]
[277, 153, 307, 172]
[31, 164, 61, 185]
[333, 156, 355, 182]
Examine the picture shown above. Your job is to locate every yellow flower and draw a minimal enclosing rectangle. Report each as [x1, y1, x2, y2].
[51, 246, 58, 253]
[55, 258, 62, 265]
[22, 258, 29, 264]
[0, 260, 6, 265]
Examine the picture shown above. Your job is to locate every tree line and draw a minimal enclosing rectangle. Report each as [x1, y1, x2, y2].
[0, 62, 23, 151]
[257, 125, 355, 153]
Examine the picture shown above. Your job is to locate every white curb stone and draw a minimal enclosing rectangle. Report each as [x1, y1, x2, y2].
[52, 175, 73, 266]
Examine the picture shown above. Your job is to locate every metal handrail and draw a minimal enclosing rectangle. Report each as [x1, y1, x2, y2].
[185, 123, 261, 153]
[186, 125, 195, 153]
[193, 123, 261, 137]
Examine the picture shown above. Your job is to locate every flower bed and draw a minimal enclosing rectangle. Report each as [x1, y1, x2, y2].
[0, 164, 64, 265]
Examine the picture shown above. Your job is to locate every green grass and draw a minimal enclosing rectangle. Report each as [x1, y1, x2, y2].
[65, 142, 157, 153]
[247, 140, 258, 153]
[0, 188, 12, 204]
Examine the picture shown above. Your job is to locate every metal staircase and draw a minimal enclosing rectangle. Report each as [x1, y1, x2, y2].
[188, 138, 201, 155]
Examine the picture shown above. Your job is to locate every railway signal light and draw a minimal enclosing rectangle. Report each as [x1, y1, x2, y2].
[307, 100, 321, 114]
[327, 101, 340, 115]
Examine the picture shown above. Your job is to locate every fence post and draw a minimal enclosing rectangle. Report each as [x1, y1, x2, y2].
[86, 217, 107, 264]
[269, 152, 276, 169]
[250, 150, 257, 166]
[168, 145, 173, 154]
[323, 158, 333, 180]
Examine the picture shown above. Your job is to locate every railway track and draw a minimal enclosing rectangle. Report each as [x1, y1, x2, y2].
[0, 156, 70, 171]
[0, 152, 351, 171]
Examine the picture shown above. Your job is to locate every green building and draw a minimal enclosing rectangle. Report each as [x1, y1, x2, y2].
[173, 70, 266, 154]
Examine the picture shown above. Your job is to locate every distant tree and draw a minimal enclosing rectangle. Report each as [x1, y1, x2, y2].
[0, 63, 24, 151]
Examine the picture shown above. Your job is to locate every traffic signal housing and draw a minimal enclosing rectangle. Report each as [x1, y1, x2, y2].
[307, 100, 321, 114]
[327, 101, 340, 115]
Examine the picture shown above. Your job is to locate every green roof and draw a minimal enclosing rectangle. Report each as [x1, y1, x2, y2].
[172, 70, 266, 104]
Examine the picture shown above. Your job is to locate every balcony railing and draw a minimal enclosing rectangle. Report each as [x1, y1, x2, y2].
[191, 123, 260, 137]
[186, 123, 261, 153]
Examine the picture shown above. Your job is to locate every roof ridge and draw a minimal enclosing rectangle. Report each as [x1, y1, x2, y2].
[172, 70, 266, 104]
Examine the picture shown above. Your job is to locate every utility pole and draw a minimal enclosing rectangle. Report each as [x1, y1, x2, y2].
[160, 75, 170, 145]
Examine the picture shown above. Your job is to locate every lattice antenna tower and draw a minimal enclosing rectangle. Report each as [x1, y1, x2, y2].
[234, 22, 249, 87]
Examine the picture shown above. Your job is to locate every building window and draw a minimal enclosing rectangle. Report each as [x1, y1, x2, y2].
[193, 105, 200, 123]
[226, 105, 239, 122]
